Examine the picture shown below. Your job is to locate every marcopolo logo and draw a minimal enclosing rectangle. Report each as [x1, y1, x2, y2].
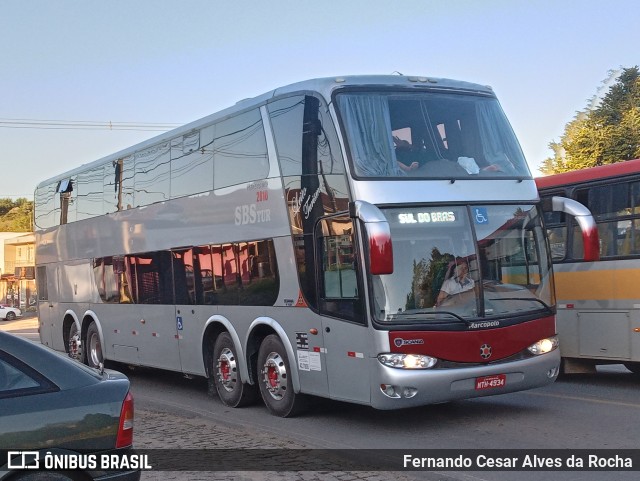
[469, 320, 500, 329]
[393, 338, 425, 348]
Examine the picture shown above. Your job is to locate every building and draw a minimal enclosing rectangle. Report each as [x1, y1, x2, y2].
[0, 232, 35, 310]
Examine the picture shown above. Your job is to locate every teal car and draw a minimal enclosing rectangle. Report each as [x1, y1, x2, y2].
[0, 330, 140, 481]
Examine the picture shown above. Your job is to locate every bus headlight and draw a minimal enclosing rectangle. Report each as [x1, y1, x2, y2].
[378, 353, 437, 369]
[527, 336, 559, 355]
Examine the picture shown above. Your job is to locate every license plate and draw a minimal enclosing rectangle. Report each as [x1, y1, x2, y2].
[475, 374, 506, 390]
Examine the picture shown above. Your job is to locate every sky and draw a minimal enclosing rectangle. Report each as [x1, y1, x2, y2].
[2, 0, 639, 200]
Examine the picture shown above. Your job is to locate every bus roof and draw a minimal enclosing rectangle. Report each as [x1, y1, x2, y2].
[35, 75, 495, 191]
[535, 158, 640, 190]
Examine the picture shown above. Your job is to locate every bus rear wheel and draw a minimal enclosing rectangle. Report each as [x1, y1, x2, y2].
[212, 332, 257, 407]
[67, 322, 83, 362]
[86, 322, 104, 369]
[257, 334, 307, 417]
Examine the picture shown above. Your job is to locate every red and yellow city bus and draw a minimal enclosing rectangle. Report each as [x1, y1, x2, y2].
[537, 159, 640, 374]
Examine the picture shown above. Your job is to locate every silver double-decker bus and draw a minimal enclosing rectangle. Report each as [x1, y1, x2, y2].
[34, 75, 596, 416]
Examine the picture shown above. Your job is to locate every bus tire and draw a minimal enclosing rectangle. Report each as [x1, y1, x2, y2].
[212, 332, 257, 407]
[624, 362, 640, 376]
[85, 322, 104, 369]
[257, 334, 307, 417]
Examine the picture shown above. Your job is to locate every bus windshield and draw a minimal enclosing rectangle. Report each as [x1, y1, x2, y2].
[336, 91, 529, 179]
[372, 204, 554, 324]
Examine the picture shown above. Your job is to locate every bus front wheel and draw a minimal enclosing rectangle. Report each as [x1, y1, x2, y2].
[212, 332, 257, 407]
[257, 334, 307, 417]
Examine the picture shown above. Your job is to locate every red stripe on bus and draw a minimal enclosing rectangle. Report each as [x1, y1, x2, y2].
[389, 316, 555, 363]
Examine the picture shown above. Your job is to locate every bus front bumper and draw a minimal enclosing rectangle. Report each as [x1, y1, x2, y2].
[370, 349, 560, 410]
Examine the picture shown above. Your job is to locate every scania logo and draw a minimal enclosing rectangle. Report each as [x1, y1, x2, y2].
[393, 338, 425, 347]
[480, 344, 492, 359]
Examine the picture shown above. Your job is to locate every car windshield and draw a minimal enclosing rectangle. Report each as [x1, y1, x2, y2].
[336, 91, 529, 179]
[371, 204, 554, 324]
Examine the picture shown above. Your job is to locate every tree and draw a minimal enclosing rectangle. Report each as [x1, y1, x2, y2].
[541, 66, 640, 175]
[0, 198, 33, 231]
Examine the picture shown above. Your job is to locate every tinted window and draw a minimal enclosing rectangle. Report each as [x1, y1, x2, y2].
[55, 176, 76, 224]
[93, 240, 279, 306]
[76, 166, 104, 220]
[128, 251, 174, 304]
[316, 215, 363, 323]
[104, 161, 119, 214]
[134, 142, 170, 207]
[213, 109, 269, 189]
[171, 127, 214, 199]
[0, 353, 55, 399]
[268, 95, 344, 176]
[121, 154, 135, 210]
[34, 183, 56, 229]
[0, 358, 39, 393]
[36, 266, 48, 301]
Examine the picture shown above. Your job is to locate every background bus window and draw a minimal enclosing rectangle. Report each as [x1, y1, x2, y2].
[547, 227, 567, 261]
[575, 182, 640, 257]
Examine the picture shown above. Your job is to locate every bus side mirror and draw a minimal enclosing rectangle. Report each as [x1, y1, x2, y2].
[551, 196, 600, 262]
[350, 201, 394, 275]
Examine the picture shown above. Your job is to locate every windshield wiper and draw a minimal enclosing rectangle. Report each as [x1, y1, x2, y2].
[388, 310, 472, 326]
[486, 297, 552, 312]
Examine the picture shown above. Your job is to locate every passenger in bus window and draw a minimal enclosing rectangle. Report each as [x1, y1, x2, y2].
[393, 135, 420, 172]
[435, 257, 474, 306]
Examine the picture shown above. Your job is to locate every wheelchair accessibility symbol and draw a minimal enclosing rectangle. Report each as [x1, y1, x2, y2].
[474, 208, 489, 224]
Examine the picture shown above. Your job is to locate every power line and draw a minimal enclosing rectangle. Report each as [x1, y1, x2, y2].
[0, 118, 182, 131]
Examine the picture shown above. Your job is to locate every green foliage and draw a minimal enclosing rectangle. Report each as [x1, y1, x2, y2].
[541, 66, 640, 175]
[0, 198, 33, 231]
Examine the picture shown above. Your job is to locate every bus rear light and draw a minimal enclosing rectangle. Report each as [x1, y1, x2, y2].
[527, 335, 559, 356]
[378, 353, 437, 369]
[116, 391, 134, 448]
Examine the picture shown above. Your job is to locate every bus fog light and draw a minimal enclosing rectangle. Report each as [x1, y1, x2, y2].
[378, 353, 437, 369]
[527, 336, 559, 355]
[402, 387, 418, 398]
[380, 384, 400, 398]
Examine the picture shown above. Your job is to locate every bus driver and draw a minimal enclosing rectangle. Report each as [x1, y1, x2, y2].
[436, 257, 475, 306]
